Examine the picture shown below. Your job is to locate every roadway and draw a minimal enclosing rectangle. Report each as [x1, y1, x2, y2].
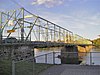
[39, 64, 100, 75]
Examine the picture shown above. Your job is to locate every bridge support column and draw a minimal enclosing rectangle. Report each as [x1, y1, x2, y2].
[61, 45, 79, 64]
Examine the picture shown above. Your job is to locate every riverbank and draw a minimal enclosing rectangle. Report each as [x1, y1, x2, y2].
[94, 46, 100, 49]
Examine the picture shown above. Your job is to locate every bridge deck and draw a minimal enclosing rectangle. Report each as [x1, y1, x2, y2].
[0, 42, 92, 48]
[39, 64, 100, 75]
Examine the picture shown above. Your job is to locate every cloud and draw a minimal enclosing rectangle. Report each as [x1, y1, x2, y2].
[70, 0, 88, 1]
[33, 9, 100, 39]
[38, 12, 85, 30]
[0, 9, 5, 12]
[71, 11, 100, 26]
[38, 11, 100, 31]
[31, 0, 89, 8]
[32, 0, 64, 7]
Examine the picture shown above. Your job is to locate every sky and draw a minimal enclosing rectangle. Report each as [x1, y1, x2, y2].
[0, 0, 100, 40]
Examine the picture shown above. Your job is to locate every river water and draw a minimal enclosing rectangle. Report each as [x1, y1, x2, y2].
[34, 47, 100, 65]
[85, 48, 100, 65]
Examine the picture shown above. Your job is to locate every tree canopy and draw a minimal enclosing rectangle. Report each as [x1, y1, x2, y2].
[93, 38, 100, 46]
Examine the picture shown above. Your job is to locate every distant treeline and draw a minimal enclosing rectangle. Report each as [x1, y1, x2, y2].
[93, 38, 100, 47]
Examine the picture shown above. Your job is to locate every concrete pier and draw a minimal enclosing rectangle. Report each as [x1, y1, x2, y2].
[60, 45, 93, 64]
[61, 45, 79, 64]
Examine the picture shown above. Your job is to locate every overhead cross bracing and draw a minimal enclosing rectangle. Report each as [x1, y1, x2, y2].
[0, 8, 92, 45]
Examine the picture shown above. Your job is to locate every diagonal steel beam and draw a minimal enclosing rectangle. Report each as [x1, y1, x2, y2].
[25, 17, 38, 41]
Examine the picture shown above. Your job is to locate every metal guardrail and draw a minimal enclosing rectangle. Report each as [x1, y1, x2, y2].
[35, 52, 57, 64]
[35, 51, 100, 65]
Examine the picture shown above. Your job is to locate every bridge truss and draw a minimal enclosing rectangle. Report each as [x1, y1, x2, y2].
[0, 8, 92, 44]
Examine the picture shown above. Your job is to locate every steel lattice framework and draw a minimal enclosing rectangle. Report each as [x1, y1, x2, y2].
[0, 8, 92, 44]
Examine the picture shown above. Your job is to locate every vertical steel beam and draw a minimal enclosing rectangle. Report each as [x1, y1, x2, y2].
[51, 30, 52, 41]
[63, 30, 65, 43]
[45, 22, 48, 41]
[59, 27, 61, 42]
[69, 32, 72, 43]
[68, 32, 70, 43]
[38, 26, 40, 41]
[7, 11, 10, 36]
[14, 10, 16, 21]
[73, 34, 76, 44]
[54, 25, 55, 41]
[30, 24, 32, 41]
[70, 33, 71, 43]
[65, 31, 68, 43]
[21, 8, 24, 42]
[0, 12, 2, 44]
[71, 32, 73, 43]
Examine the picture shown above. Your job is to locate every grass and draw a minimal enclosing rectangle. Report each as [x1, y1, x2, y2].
[0, 60, 54, 75]
[0, 60, 12, 75]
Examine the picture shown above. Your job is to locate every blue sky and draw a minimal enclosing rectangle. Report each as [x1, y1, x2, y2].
[0, 0, 100, 40]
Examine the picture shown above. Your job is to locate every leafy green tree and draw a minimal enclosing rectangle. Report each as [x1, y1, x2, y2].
[93, 38, 100, 46]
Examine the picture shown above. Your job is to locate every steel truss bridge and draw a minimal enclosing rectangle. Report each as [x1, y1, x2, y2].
[0, 8, 92, 47]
